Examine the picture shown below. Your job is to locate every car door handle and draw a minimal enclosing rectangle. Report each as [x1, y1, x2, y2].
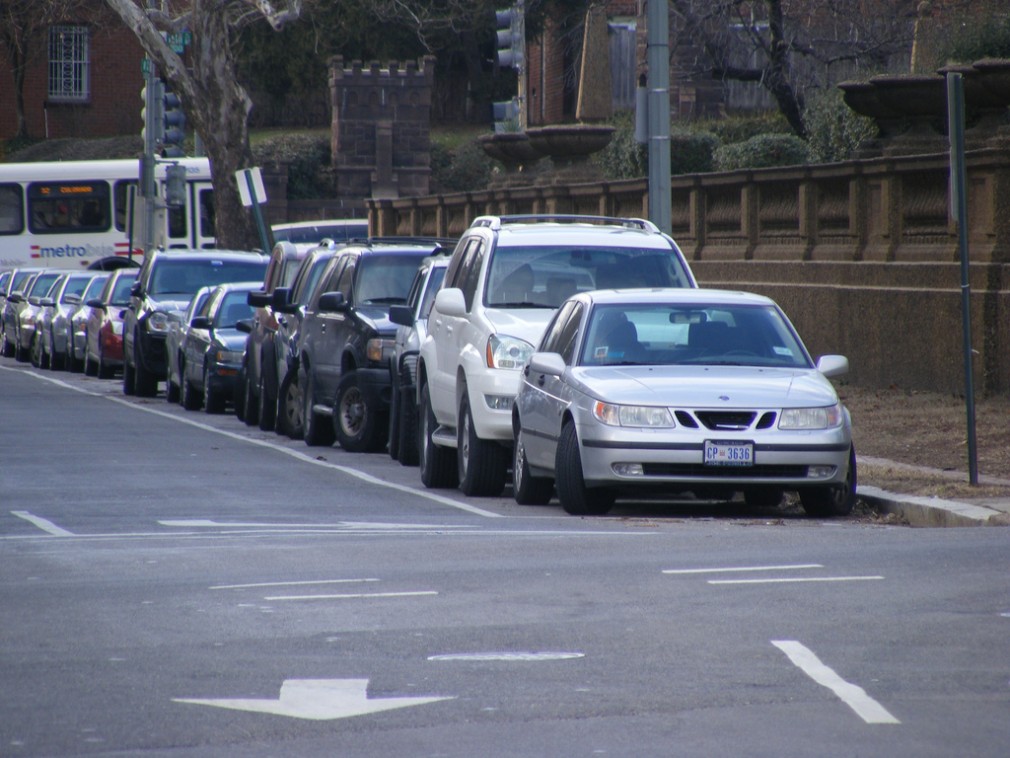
[537, 374, 546, 387]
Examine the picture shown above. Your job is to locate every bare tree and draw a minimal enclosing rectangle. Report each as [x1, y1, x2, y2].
[104, 0, 303, 250]
[0, 0, 104, 139]
[668, 0, 934, 137]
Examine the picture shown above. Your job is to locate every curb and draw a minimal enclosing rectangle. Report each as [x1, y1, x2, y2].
[858, 485, 1010, 527]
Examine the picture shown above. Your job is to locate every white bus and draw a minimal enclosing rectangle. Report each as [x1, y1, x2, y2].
[0, 157, 215, 270]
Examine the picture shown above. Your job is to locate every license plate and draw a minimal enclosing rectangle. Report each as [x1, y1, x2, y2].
[704, 440, 754, 466]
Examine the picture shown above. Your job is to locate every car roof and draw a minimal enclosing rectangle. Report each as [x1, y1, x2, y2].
[146, 249, 269, 261]
[577, 288, 777, 307]
[470, 215, 677, 250]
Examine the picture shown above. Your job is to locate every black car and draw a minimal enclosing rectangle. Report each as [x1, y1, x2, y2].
[121, 250, 268, 397]
[179, 281, 260, 413]
[297, 238, 452, 451]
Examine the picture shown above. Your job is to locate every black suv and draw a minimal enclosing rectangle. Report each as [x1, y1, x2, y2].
[297, 238, 452, 451]
[122, 249, 268, 397]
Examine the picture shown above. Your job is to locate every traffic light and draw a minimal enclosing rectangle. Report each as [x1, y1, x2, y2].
[165, 163, 187, 207]
[161, 83, 186, 158]
[141, 78, 164, 149]
[492, 97, 520, 133]
[495, 2, 524, 71]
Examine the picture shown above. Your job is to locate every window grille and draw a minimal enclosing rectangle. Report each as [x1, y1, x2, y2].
[48, 25, 90, 101]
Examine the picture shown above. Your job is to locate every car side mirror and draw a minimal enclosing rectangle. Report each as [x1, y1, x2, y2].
[247, 290, 271, 308]
[434, 287, 466, 317]
[271, 287, 291, 310]
[189, 316, 213, 330]
[39, 297, 55, 307]
[235, 318, 254, 334]
[529, 352, 566, 376]
[130, 282, 142, 297]
[816, 354, 848, 378]
[388, 304, 413, 327]
[317, 291, 347, 312]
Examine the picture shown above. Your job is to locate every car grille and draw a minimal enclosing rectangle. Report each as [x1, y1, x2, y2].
[641, 463, 807, 478]
[677, 410, 778, 431]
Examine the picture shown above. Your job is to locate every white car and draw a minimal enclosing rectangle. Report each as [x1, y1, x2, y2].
[416, 214, 697, 497]
[512, 288, 855, 517]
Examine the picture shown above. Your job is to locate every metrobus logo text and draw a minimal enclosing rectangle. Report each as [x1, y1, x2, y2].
[31, 244, 89, 258]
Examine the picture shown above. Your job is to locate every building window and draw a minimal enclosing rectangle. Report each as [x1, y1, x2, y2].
[48, 25, 90, 102]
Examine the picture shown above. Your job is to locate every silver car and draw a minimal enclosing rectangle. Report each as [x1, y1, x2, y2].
[512, 289, 855, 517]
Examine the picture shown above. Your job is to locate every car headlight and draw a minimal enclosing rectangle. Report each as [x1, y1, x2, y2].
[779, 403, 843, 430]
[593, 401, 675, 428]
[486, 334, 534, 370]
[145, 310, 172, 333]
[215, 350, 244, 363]
[366, 338, 395, 364]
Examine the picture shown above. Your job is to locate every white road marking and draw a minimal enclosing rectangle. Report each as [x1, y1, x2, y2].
[11, 511, 75, 537]
[210, 578, 381, 590]
[772, 640, 900, 724]
[428, 652, 584, 662]
[264, 591, 438, 601]
[709, 576, 883, 585]
[161, 519, 474, 531]
[663, 564, 823, 574]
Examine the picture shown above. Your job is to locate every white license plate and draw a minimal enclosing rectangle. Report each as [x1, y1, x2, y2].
[704, 440, 754, 466]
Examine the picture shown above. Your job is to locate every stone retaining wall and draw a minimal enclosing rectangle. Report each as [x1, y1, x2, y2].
[367, 148, 1010, 396]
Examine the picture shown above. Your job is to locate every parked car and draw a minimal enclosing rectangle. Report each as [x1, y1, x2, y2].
[271, 219, 367, 246]
[1, 267, 44, 357]
[36, 271, 97, 370]
[512, 288, 856, 517]
[8, 269, 60, 363]
[298, 237, 451, 451]
[417, 214, 698, 497]
[84, 269, 139, 379]
[387, 254, 449, 465]
[166, 287, 213, 403]
[121, 250, 269, 397]
[66, 273, 111, 372]
[252, 243, 342, 440]
[178, 281, 261, 413]
[238, 239, 316, 430]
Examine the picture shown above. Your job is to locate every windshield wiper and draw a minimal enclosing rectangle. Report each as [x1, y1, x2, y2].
[489, 301, 554, 308]
[364, 296, 406, 305]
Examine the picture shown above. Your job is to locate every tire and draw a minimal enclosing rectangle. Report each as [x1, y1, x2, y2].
[67, 329, 83, 373]
[242, 366, 259, 426]
[84, 350, 98, 377]
[277, 372, 303, 439]
[122, 351, 136, 395]
[556, 421, 614, 516]
[257, 369, 276, 432]
[203, 368, 226, 414]
[181, 362, 201, 410]
[1, 332, 12, 357]
[133, 340, 158, 397]
[166, 373, 180, 403]
[512, 426, 553, 505]
[15, 328, 28, 362]
[799, 446, 857, 518]
[301, 368, 334, 447]
[419, 381, 457, 489]
[97, 345, 114, 379]
[234, 365, 247, 422]
[457, 390, 508, 497]
[396, 382, 419, 467]
[743, 489, 783, 508]
[334, 370, 384, 453]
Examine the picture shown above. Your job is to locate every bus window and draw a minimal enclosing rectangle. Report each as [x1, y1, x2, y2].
[114, 180, 136, 232]
[0, 184, 24, 235]
[199, 188, 215, 241]
[28, 181, 110, 233]
[168, 202, 188, 245]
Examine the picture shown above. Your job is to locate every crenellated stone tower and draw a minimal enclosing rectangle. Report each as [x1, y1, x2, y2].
[329, 55, 435, 212]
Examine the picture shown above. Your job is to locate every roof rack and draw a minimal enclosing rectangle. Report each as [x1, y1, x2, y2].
[469, 214, 659, 233]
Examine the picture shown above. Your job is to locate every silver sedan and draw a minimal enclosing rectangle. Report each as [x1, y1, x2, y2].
[512, 289, 855, 517]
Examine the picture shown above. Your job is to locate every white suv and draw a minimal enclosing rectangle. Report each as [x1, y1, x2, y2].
[416, 214, 697, 496]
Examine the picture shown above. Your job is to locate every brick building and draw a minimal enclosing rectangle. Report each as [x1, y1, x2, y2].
[0, 10, 144, 143]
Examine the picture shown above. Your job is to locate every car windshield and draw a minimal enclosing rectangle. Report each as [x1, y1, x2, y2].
[215, 290, 255, 328]
[273, 222, 367, 244]
[579, 303, 812, 369]
[150, 259, 266, 296]
[61, 276, 93, 301]
[109, 274, 138, 306]
[81, 276, 109, 301]
[417, 266, 447, 319]
[485, 245, 692, 308]
[29, 273, 60, 297]
[354, 255, 424, 305]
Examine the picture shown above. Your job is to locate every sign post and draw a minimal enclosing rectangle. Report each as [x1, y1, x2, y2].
[236, 167, 272, 253]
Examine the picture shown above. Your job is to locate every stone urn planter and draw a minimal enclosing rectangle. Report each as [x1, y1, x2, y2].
[524, 124, 615, 166]
[866, 74, 947, 136]
[968, 59, 1010, 141]
[478, 132, 541, 172]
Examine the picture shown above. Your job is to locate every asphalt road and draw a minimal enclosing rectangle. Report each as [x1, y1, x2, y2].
[1, 361, 1008, 757]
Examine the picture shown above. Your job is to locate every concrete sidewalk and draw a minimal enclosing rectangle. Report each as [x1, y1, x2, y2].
[857, 455, 1010, 527]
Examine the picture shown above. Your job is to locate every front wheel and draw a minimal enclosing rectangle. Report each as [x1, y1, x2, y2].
[181, 362, 201, 410]
[396, 379, 419, 467]
[203, 368, 226, 414]
[133, 339, 158, 397]
[556, 421, 614, 516]
[513, 426, 553, 505]
[419, 382, 457, 489]
[334, 371, 385, 453]
[277, 371, 303, 440]
[457, 390, 508, 497]
[799, 446, 857, 518]
[258, 370, 277, 432]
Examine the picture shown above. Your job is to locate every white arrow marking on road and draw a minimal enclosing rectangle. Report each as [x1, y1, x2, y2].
[11, 511, 75, 537]
[173, 678, 454, 720]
